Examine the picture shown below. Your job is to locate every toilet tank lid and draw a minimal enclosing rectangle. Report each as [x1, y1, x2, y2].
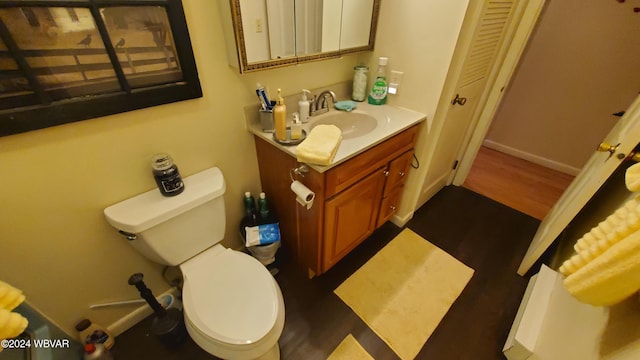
[104, 167, 226, 233]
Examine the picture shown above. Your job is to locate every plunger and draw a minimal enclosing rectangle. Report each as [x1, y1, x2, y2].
[128, 273, 187, 348]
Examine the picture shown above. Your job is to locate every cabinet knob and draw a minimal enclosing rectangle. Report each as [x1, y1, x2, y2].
[390, 206, 396, 211]
[383, 170, 389, 176]
[399, 171, 405, 177]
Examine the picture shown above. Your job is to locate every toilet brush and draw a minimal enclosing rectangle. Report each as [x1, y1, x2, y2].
[128, 273, 187, 348]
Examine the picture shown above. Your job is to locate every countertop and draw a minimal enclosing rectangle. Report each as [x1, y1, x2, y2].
[248, 102, 426, 173]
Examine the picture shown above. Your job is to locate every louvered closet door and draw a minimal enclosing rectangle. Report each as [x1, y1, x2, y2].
[459, 0, 517, 90]
[427, 0, 518, 192]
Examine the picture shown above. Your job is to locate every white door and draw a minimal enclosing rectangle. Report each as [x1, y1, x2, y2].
[518, 94, 640, 275]
[417, 0, 522, 205]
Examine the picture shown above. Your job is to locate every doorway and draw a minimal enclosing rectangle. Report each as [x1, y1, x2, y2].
[463, 146, 574, 219]
[458, 0, 640, 219]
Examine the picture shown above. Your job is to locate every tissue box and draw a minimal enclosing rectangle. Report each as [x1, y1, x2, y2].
[245, 223, 280, 247]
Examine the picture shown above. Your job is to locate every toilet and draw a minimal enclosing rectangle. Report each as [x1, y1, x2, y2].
[104, 167, 285, 360]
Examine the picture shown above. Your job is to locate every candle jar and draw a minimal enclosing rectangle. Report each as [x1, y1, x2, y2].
[151, 153, 184, 197]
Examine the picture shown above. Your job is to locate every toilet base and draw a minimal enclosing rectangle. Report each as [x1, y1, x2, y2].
[252, 343, 279, 360]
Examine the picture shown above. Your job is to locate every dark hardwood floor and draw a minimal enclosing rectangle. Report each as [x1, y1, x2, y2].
[112, 186, 541, 360]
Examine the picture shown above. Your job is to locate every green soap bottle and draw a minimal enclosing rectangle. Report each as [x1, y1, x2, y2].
[368, 56, 388, 105]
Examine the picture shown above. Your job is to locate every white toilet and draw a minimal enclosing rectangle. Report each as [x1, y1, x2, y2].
[104, 167, 285, 360]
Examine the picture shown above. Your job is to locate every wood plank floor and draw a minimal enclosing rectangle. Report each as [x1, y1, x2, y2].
[463, 146, 575, 220]
[113, 186, 541, 360]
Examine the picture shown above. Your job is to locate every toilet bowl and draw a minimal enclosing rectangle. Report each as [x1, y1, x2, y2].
[181, 245, 285, 360]
[104, 167, 285, 359]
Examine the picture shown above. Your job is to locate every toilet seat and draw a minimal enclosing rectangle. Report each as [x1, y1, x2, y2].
[180, 246, 280, 346]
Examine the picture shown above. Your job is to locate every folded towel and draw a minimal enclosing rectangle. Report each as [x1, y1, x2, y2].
[296, 124, 342, 166]
[0, 281, 24, 311]
[0, 308, 28, 343]
[563, 227, 640, 306]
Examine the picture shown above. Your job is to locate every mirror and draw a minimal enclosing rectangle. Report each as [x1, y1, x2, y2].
[224, 0, 379, 72]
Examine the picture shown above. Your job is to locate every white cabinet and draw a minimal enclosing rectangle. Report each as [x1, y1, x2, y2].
[503, 265, 608, 360]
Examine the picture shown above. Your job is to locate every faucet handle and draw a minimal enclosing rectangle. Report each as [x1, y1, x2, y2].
[309, 94, 321, 116]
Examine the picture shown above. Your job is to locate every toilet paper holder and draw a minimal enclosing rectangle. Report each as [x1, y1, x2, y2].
[290, 164, 309, 181]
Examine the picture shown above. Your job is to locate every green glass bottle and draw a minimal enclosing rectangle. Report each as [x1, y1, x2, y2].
[258, 192, 268, 217]
[243, 192, 257, 223]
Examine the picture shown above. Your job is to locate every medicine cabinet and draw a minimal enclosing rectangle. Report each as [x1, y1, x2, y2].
[219, 0, 380, 73]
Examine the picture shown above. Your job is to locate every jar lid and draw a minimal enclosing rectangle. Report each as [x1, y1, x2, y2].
[151, 153, 173, 171]
[75, 318, 91, 331]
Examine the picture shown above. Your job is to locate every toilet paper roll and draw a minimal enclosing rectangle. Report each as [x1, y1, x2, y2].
[291, 180, 315, 210]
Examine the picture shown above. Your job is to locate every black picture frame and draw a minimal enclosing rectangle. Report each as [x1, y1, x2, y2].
[0, 0, 202, 137]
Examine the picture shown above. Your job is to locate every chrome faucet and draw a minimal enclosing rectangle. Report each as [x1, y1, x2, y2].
[310, 90, 337, 116]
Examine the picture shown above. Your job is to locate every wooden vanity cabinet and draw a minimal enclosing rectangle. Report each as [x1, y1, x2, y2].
[254, 124, 420, 276]
[323, 165, 386, 270]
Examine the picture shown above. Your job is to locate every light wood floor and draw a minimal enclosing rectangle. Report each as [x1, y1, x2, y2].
[463, 146, 575, 220]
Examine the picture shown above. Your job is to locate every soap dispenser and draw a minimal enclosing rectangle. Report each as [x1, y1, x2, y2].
[274, 88, 287, 141]
[368, 57, 388, 105]
[290, 112, 302, 140]
[298, 89, 311, 123]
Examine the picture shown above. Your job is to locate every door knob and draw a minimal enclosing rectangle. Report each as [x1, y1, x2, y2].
[597, 142, 620, 160]
[451, 93, 467, 106]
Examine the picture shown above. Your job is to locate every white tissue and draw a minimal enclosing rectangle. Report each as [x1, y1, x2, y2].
[291, 180, 315, 209]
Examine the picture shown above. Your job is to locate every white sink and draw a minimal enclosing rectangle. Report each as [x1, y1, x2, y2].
[249, 102, 426, 172]
[310, 112, 377, 139]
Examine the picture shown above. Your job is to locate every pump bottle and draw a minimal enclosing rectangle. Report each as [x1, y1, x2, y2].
[298, 89, 311, 123]
[274, 89, 287, 141]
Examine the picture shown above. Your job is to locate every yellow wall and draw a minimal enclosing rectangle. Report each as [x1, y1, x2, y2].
[366, 0, 470, 223]
[0, 0, 356, 336]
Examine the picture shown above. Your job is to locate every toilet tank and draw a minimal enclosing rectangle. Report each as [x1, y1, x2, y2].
[104, 167, 226, 266]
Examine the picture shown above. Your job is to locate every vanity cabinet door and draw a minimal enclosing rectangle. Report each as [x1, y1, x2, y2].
[377, 187, 404, 228]
[323, 166, 386, 271]
[377, 150, 414, 227]
[384, 150, 413, 194]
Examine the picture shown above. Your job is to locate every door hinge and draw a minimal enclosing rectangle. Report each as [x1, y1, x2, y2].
[452, 160, 459, 170]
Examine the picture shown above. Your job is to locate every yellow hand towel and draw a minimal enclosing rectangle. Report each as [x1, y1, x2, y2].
[625, 162, 640, 191]
[0, 308, 28, 342]
[563, 227, 640, 306]
[561, 194, 640, 276]
[0, 281, 25, 311]
[296, 124, 342, 166]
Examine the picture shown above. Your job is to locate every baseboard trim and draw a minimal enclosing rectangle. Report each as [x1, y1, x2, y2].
[483, 140, 581, 176]
[391, 210, 414, 227]
[106, 287, 179, 336]
[416, 175, 448, 210]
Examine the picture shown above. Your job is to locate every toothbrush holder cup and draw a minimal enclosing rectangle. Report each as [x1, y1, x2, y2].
[260, 101, 276, 132]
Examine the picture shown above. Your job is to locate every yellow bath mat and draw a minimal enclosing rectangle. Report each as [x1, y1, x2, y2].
[327, 334, 374, 360]
[334, 228, 474, 360]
